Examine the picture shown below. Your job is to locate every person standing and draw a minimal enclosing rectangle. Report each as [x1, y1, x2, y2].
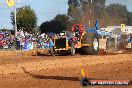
[49, 37, 54, 48]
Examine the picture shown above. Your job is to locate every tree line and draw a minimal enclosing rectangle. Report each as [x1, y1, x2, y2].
[68, 0, 132, 27]
[9, 0, 132, 34]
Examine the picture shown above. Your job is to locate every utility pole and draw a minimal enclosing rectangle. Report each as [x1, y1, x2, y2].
[14, 0, 19, 50]
[89, 0, 92, 27]
[14, 0, 17, 37]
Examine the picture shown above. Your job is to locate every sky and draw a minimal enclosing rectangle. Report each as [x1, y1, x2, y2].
[0, 0, 132, 29]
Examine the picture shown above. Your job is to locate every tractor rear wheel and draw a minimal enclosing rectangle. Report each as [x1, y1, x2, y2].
[82, 34, 99, 55]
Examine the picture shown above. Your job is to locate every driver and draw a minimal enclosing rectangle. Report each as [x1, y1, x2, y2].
[75, 26, 81, 41]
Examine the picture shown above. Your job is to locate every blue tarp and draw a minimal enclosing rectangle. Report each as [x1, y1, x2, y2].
[23, 42, 33, 50]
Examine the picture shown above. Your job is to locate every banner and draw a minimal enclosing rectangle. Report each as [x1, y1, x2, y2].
[6, 0, 15, 7]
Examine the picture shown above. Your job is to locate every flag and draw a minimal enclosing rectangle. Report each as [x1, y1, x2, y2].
[6, 0, 15, 7]
[121, 24, 125, 32]
[81, 69, 85, 77]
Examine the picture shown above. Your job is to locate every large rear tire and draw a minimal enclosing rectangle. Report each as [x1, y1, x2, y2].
[82, 34, 99, 55]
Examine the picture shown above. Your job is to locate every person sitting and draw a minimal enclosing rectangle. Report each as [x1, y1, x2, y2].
[75, 26, 81, 41]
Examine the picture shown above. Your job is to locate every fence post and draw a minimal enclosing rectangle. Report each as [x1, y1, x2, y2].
[115, 34, 118, 51]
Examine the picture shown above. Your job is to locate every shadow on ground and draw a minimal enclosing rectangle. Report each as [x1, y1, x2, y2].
[21, 67, 79, 81]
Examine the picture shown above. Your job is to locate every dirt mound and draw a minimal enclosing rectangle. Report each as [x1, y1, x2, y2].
[98, 49, 107, 55]
[124, 48, 132, 53]
[0, 51, 18, 57]
[22, 49, 50, 56]
[0, 49, 50, 57]
[98, 49, 117, 55]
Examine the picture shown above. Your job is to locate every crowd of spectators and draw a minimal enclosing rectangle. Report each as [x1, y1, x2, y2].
[0, 30, 54, 50]
[0, 31, 15, 49]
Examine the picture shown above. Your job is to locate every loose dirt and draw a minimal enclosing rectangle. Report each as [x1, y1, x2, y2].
[0, 51, 131, 88]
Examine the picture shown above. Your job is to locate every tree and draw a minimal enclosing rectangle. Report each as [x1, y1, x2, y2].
[11, 6, 38, 32]
[106, 4, 128, 25]
[0, 28, 10, 32]
[40, 14, 71, 33]
[54, 14, 72, 30]
[40, 20, 65, 33]
[68, 0, 107, 27]
[127, 12, 132, 26]
[67, 0, 132, 27]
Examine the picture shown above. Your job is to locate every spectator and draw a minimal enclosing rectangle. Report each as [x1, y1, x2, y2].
[49, 37, 54, 48]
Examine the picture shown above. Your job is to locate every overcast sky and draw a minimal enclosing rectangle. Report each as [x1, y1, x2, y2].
[0, 0, 132, 29]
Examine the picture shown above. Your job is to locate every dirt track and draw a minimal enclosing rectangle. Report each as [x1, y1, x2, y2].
[0, 51, 131, 88]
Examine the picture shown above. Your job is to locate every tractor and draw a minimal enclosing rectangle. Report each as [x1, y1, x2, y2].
[52, 19, 99, 55]
[52, 31, 76, 55]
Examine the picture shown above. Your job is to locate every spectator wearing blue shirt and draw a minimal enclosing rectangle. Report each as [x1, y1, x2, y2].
[49, 37, 54, 48]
